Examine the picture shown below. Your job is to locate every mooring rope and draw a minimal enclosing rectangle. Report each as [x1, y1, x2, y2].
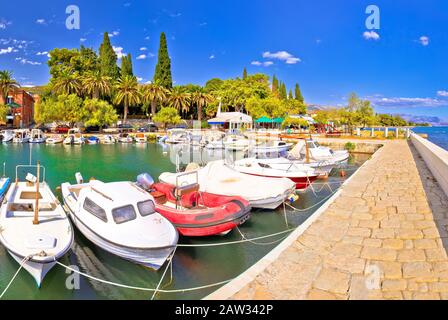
[285, 191, 338, 213]
[236, 227, 290, 246]
[151, 246, 177, 300]
[0, 255, 33, 299]
[55, 261, 231, 294]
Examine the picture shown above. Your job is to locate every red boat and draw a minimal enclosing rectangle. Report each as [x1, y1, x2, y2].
[137, 173, 251, 237]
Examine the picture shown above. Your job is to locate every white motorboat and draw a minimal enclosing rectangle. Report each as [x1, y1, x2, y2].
[290, 139, 350, 164]
[159, 160, 296, 209]
[233, 157, 319, 190]
[0, 163, 74, 287]
[0, 130, 14, 143]
[165, 129, 190, 144]
[250, 140, 293, 154]
[117, 133, 133, 143]
[29, 129, 46, 144]
[63, 129, 85, 145]
[134, 133, 147, 144]
[223, 135, 250, 151]
[13, 130, 30, 143]
[61, 175, 178, 270]
[101, 135, 116, 144]
[0, 176, 11, 202]
[46, 135, 64, 144]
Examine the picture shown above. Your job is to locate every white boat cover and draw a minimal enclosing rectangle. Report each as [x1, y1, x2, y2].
[159, 160, 295, 206]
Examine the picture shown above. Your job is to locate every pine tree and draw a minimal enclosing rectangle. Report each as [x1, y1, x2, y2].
[289, 89, 293, 100]
[99, 32, 120, 79]
[243, 67, 247, 80]
[154, 32, 173, 88]
[272, 75, 279, 96]
[121, 53, 134, 77]
[295, 83, 304, 103]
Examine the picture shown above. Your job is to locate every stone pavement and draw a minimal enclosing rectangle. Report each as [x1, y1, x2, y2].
[228, 140, 448, 300]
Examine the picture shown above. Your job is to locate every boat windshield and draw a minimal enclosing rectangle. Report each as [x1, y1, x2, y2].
[112, 205, 137, 224]
[84, 197, 108, 222]
[137, 200, 156, 217]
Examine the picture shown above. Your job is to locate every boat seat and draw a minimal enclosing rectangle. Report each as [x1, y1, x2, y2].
[150, 191, 167, 205]
[174, 183, 200, 198]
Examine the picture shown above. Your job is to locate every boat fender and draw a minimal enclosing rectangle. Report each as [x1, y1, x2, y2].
[339, 170, 346, 178]
[288, 194, 299, 203]
[137, 173, 155, 190]
[75, 172, 83, 184]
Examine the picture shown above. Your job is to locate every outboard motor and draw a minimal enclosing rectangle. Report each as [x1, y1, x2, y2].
[75, 172, 84, 184]
[137, 173, 155, 191]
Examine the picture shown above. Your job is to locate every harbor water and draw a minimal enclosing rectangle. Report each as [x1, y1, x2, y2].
[0, 143, 369, 300]
[412, 126, 448, 151]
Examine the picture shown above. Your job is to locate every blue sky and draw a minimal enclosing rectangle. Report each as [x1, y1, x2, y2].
[1, 0, 447, 120]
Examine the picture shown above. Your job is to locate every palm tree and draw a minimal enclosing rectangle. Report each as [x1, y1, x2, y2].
[141, 82, 168, 118]
[191, 90, 214, 122]
[82, 71, 113, 99]
[169, 87, 190, 118]
[0, 70, 20, 104]
[51, 69, 82, 95]
[114, 75, 141, 123]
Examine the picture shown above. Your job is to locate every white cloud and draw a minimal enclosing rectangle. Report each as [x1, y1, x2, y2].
[144, 36, 150, 40]
[36, 51, 48, 56]
[137, 77, 143, 81]
[251, 61, 273, 67]
[262, 51, 301, 64]
[80, 38, 87, 42]
[0, 19, 12, 29]
[15, 58, 42, 65]
[363, 30, 380, 41]
[209, 55, 215, 60]
[370, 96, 446, 108]
[140, 47, 147, 51]
[0, 47, 14, 55]
[419, 36, 429, 46]
[109, 30, 120, 38]
[437, 91, 448, 97]
[36, 19, 46, 25]
[112, 46, 126, 59]
[136, 54, 147, 60]
[124, 2, 131, 7]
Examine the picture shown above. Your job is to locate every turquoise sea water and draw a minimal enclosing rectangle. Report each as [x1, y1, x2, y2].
[0, 143, 368, 300]
[412, 126, 448, 151]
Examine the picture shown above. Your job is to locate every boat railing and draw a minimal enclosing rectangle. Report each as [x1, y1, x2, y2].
[15, 164, 46, 183]
[175, 170, 199, 188]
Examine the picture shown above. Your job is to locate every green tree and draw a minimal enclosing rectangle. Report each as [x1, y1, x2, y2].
[191, 90, 214, 122]
[282, 117, 309, 129]
[113, 76, 141, 123]
[141, 82, 169, 118]
[121, 53, 134, 77]
[272, 75, 279, 96]
[83, 98, 118, 129]
[169, 87, 190, 116]
[153, 107, 181, 129]
[204, 78, 224, 92]
[0, 105, 9, 123]
[243, 67, 248, 80]
[289, 89, 293, 100]
[99, 32, 120, 79]
[50, 69, 82, 95]
[35, 94, 84, 127]
[295, 83, 304, 103]
[0, 70, 19, 104]
[279, 82, 287, 100]
[82, 71, 112, 99]
[154, 32, 173, 88]
[47, 48, 81, 79]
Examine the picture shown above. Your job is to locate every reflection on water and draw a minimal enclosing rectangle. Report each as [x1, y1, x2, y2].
[0, 143, 369, 300]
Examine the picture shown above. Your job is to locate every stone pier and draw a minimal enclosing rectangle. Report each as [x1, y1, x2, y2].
[207, 140, 448, 300]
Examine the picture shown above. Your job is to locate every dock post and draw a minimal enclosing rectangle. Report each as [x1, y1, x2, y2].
[396, 128, 400, 139]
[356, 128, 361, 136]
[371, 128, 375, 138]
[385, 127, 389, 138]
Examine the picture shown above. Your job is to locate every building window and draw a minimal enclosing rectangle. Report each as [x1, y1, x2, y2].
[6, 97, 13, 104]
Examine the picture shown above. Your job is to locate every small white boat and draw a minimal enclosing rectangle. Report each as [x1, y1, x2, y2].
[165, 129, 190, 144]
[13, 130, 30, 143]
[223, 135, 250, 151]
[0, 163, 74, 287]
[0, 130, 14, 143]
[251, 140, 293, 154]
[289, 140, 350, 164]
[159, 160, 296, 209]
[29, 129, 46, 144]
[61, 175, 178, 270]
[134, 133, 147, 144]
[0, 176, 11, 202]
[86, 136, 100, 145]
[46, 135, 64, 144]
[233, 157, 319, 190]
[117, 133, 133, 143]
[101, 135, 116, 144]
[63, 129, 85, 145]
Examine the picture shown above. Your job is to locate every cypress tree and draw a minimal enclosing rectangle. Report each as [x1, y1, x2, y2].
[289, 89, 293, 100]
[154, 32, 173, 88]
[121, 53, 134, 77]
[280, 83, 287, 100]
[99, 32, 120, 79]
[295, 83, 304, 103]
[272, 75, 279, 95]
[243, 67, 247, 79]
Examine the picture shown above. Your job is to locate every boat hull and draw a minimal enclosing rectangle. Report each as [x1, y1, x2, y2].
[8, 251, 56, 288]
[238, 172, 317, 190]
